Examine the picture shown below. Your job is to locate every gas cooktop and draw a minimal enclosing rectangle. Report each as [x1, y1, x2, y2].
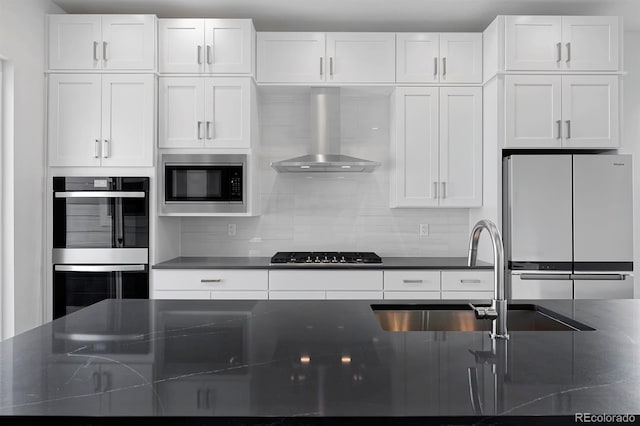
[271, 252, 382, 265]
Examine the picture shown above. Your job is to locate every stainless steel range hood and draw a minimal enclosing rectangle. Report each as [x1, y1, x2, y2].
[270, 88, 380, 173]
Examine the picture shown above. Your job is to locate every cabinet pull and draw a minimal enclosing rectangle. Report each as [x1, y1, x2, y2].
[441, 182, 447, 199]
[201, 279, 222, 283]
[320, 57, 323, 76]
[102, 140, 109, 158]
[102, 372, 111, 392]
[556, 120, 562, 139]
[94, 139, 100, 158]
[93, 41, 99, 61]
[565, 120, 571, 139]
[556, 42, 562, 62]
[103, 41, 108, 61]
[197, 121, 203, 140]
[92, 371, 101, 392]
[433, 182, 438, 199]
[329, 57, 334, 77]
[566, 42, 571, 62]
[460, 279, 481, 284]
[197, 45, 202, 64]
[403, 279, 424, 284]
[442, 57, 447, 77]
[207, 45, 213, 64]
[434, 57, 438, 77]
[206, 121, 213, 139]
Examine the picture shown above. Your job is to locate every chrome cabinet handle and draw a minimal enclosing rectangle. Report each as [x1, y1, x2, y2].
[92, 371, 101, 392]
[403, 279, 424, 284]
[460, 279, 481, 284]
[102, 372, 111, 392]
[320, 57, 323, 76]
[441, 182, 446, 199]
[54, 264, 146, 272]
[94, 139, 100, 158]
[93, 41, 99, 61]
[433, 182, 438, 199]
[566, 120, 571, 139]
[570, 274, 626, 281]
[566, 42, 571, 62]
[442, 57, 447, 77]
[102, 140, 109, 158]
[520, 274, 572, 280]
[556, 42, 562, 62]
[197, 45, 202, 64]
[197, 121, 203, 139]
[206, 121, 214, 139]
[329, 57, 334, 77]
[206, 45, 213, 64]
[103, 41, 108, 61]
[556, 120, 562, 139]
[55, 191, 145, 198]
[201, 279, 222, 283]
[434, 57, 438, 77]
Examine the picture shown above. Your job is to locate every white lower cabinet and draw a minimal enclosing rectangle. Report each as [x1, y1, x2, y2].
[383, 270, 441, 300]
[268, 270, 383, 292]
[325, 291, 383, 300]
[384, 291, 440, 300]
[152, 269, 268, 300]
[441, 270, 494, 300]
[268, 291, 326, 300]
[441, 291, 493, 300]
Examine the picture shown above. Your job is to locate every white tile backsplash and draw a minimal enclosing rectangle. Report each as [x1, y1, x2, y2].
[180, 90, 470, 257]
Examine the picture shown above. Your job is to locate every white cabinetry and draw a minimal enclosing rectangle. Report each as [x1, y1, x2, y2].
[505, 16, 619, 71]
[48, 14, 155, 71]
[396, 33, 482, 83]
[48, 73, 154, 167]
[505, 75, 619, 149]
[152, 269, 269, 300]
[441, 270, 494, 300]
[383, 270, 440, 300]
[256, 32, 395, 83]
[391, 86, 482, 207]
[159, 19, 254, 74]
[159, 77, 252, 148]
[268, 270, 383, 300]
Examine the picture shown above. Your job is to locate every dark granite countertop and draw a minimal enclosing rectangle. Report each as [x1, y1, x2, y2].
[152, 256, 493, 270]
[0, 299, 639, 422]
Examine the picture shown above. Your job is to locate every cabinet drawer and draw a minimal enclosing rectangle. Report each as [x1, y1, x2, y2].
[441, 270, 493, 291]
[152, 290, 210, 300]
[384, 271, 440, 291]
[325, 291, 383, 300]
[383, 291, 441, 300]
[153, 269, 268, 291]
[211, 291, 268, 300]
[269, 291, 326, 300]
[268, 270, 383, 291]
[441, 291, 493, 300]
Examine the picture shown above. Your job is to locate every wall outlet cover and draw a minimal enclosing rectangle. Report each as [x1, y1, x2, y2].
[419, 224, 429, 237]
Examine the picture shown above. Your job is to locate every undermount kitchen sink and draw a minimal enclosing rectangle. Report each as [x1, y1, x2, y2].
[372, 304, 595, 332]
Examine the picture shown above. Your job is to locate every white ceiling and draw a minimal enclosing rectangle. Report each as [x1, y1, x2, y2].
[51, 0, 640, 32]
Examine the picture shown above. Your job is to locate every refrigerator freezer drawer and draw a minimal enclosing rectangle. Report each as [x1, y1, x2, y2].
[511, 273, 573, 300]
[573, 276, 634, 299]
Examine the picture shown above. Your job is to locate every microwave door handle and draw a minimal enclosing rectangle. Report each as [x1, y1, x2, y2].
[55, 191, 146, 198]
[114, 196, 124, 248]
[54, 265, 146, 272]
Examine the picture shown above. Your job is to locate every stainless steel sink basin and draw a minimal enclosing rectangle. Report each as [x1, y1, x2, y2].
[372, 304, 595, 332]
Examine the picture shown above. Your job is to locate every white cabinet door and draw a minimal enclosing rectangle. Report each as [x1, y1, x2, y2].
[439, 33, 482, 83]
[210, 291, 268, 300]
[505, 16, 563, 70]
[257, 32, 326, 83]
[269, 291, 326, 300]
[203, 77, 251, 148]
[159, 19, 205, 73]
[159, 77, 205, 148]
[561, 75, 619, 149]
[395, 33, 439, 83]
[562, 16, 619, 71]
[326, 33, 395, 83]
[268, 270, 383, 291]
[441, 270, 493, 292]
[441, 291, 493, 300]
[384, 270, 441, 291]
[101, 74, 154, 167]
[438, 87, 482, 207]
[383, 291, 440, 300]
[325, 291, 383, 300]
[49, 15, 102, 70]
[153, 290, 211, 300]
[504, 75, 562, 148]
[391, 87, 439, 207]
[204, 19, 253, 74]
[48, 74, 102, 167]
[101, 15, 155, 70]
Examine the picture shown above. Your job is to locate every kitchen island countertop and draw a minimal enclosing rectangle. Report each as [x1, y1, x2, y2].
[0, 298, 639, 423]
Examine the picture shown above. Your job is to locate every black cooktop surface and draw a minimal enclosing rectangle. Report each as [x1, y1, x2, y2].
[271, 252, 382, 265]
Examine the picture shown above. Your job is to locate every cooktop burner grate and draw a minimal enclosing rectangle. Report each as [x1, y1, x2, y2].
[271, 252, 382, 265]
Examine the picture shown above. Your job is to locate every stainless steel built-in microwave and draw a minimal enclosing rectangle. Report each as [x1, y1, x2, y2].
[160, 154, 247, 214]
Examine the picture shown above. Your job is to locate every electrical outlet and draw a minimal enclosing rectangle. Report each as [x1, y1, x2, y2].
[228, 223, 237, 237]
[419, 224, 429, 237]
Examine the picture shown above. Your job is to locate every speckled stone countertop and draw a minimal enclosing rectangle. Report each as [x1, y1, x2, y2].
[152, 256, 493, 270]
[0, 299, 638, 423]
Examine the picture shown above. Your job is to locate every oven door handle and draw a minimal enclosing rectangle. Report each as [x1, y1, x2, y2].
[55, 191, 146, 198]
[54, 264, 146, 272]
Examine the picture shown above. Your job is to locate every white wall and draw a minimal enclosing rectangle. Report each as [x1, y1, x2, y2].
[180, 89, 470, 257]
[0, 0, 65, 335]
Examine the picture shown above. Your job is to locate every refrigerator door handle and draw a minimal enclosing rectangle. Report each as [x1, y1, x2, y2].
[570, 274, 627, 281]
[519, 273, 572, 280]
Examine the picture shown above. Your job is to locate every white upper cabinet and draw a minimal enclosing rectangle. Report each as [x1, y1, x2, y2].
[48, 15, 155, 71]
[505, 16, 619, 71]
[505, 74, 619, 149]
[391, 87, 482, 208]
[159, 77, 252, 148]
[257, 32, 326, 83]
[256, 32, 395, 83]
[159, 19, 254, 74]
[48, 74, 154, 167]
[397, 33, 482, 83]
[326, 33, 395, 83]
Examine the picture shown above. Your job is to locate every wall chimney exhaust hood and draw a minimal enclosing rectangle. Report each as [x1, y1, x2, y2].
[270, 88, 380, 173]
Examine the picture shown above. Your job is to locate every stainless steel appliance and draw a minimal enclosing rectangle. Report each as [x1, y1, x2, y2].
[160, 153, 246, 214]
[52, 177, 149, 319]
[503, 155, 633, 299]
[271, 252, 382, 265]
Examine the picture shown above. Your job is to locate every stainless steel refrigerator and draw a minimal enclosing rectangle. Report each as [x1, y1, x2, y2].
[503, 154, 633, 299]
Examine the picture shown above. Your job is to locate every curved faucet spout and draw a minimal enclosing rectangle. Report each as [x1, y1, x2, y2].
[467, 220, 508, 339]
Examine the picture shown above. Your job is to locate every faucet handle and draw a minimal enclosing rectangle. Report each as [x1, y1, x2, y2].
[469, 303, 498, 320]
